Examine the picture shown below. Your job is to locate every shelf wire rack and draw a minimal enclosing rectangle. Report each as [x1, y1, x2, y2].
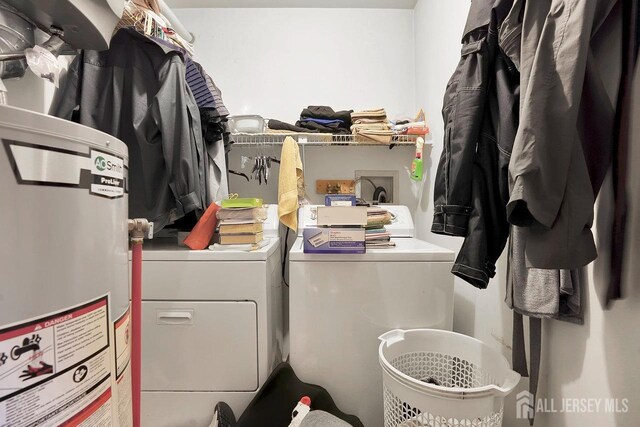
[231, 133, 421, 147]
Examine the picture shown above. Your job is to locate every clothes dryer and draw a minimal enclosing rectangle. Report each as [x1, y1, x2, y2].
[138, 206, 285, 426]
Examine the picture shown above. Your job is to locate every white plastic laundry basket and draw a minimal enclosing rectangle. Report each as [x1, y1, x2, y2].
[378, 329, 520, 427]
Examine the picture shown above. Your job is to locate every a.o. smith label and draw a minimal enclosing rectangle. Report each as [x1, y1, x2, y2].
[91, 150, 124, 198]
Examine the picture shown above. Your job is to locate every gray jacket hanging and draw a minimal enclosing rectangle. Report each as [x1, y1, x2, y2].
[50, 29, 206, 232]
[507, 0, 618, 270]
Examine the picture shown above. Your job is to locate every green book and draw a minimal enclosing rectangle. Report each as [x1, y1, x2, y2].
[220, 198, 263, 209]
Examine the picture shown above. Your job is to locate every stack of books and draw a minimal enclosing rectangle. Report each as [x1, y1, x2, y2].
[216, 198, 267, 246]
[365, 207, 395, 248]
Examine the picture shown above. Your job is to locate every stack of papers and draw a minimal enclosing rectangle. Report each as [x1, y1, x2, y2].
[366, 208, 395, 249]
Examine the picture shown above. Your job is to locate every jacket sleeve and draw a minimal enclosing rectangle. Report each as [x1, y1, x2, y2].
[151, 55, 203, 218]
[507, 0, 602, 228]
[432, 10, 494, 237]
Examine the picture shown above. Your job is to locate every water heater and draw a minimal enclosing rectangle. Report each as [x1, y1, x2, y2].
[0, 105, 132, 426]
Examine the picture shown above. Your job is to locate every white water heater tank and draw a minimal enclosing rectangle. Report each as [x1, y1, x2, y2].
[0, 105, 131, 426]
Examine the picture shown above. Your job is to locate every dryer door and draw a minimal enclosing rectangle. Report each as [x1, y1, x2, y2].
[142, 301, 258, 391]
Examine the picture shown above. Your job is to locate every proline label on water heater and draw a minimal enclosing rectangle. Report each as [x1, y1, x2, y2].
[91, 150, 125, 198]
[0, 295, 113, 427]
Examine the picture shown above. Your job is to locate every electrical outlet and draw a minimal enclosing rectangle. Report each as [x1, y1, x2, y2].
[316, 180, 356, 194]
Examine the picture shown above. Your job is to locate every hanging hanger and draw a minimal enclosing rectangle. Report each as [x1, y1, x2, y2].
[229, 170, 250, 182]
[116, 1, 194, 55]
[132, 0, 160, 14]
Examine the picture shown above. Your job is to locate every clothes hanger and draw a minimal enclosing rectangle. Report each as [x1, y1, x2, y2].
[132, 0, 160, 14]
[116, 1, 194, 55]
[229, 170, 249, 182]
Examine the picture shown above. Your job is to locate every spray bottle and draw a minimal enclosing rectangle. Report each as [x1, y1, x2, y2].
[288, 396, 311, 427]
[410, 137, 425, 181]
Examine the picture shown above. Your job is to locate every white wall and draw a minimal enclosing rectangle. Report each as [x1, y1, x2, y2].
[175, 6, 420, 205]
[174, 7, 416, 122]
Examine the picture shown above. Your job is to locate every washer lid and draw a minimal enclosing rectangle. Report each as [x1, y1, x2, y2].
[289, 237, 454, 262]
[133, 237, 280, 261]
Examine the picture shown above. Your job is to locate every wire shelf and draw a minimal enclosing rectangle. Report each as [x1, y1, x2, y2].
[231, 133, 422, 147]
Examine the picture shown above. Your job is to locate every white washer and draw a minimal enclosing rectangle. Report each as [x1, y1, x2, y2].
[289, 205, 455, 427]
[138, 206, 285, 426]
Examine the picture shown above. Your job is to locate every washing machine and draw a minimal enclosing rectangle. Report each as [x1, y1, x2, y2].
[136, 205, 285, 426]
[289, 205, 455, 427]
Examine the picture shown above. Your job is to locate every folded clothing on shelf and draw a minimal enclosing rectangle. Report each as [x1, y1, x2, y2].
[295, 120, 351, 134]
[390, 109, 428, 136]
[351, 108, 387, 120]
[392, 120, 425, 131]
[267, 119, 315, 133]
[351, 123, 391, 131]
[392, 120, 429, 136]
[299, 118, 345, 126]
[351, 108, 393, 143]
[300, 106, 353, 124]
[295, 106, 353, 134]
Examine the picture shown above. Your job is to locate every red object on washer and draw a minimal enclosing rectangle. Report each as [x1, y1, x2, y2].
[183, 202, 221, 250]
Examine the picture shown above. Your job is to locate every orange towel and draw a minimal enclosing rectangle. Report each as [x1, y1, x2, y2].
[183, 202, 220, 250]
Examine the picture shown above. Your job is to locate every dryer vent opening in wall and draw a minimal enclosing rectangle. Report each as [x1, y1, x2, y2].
[355, 170, 399, 204]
